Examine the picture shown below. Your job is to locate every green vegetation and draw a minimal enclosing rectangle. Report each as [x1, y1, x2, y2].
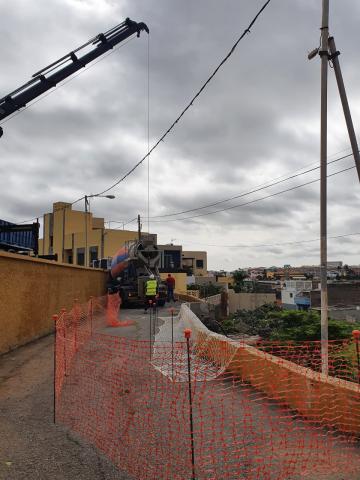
[221, 304, 359, 342]
[221, 305, 360, 382]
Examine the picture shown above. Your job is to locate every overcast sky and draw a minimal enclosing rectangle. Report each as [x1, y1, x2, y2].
[1, 0, 360, 270]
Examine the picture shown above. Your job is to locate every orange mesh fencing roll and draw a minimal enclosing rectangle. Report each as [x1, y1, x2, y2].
[54, 298, 360, 480]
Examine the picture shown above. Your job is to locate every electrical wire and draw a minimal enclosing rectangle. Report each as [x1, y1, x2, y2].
[96, 149, 355, 227]
[14, 1, 272, 224]
[148, 164, 356, 223]
[146, 152, 355, 219]
[94, 0, 272, 196]
[15, 150, 356, 226]
[178, 231, 360, 249]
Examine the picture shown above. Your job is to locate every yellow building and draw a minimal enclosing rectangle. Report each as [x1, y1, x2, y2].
[182, 250, 207, 276]
[39, 202, 154, 266]
[217, 275, 235, 286]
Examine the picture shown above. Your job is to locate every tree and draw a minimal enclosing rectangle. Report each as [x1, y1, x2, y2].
[232, 269, 247, 285]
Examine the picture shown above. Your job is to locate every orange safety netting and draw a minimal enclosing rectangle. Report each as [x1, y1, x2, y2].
[54, 297, 360, 480]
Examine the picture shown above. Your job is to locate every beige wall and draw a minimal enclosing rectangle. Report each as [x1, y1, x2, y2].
[228, 291, 276, 313]
[217, 275, 234, 286]
[159, 272, 187, 294]
[0, 251, 107, 355]
[182, 251, 207, 276]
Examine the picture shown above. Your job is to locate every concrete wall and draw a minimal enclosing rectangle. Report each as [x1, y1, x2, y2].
[311, 283, 360, 308]
[179, 304, 360, 436]
[327, 308, 360, 323]
[228, 291, 276, 313]
[195, 331, 360, 436]
[0, 251, 107, 355]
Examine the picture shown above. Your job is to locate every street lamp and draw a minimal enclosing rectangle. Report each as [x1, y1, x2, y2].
[84, 194, 115, 267]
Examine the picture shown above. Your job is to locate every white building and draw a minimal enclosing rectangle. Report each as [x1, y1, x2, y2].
[281, 280, 312, 310]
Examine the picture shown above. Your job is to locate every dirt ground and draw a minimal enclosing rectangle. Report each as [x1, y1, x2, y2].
[0, 303, 358, 480]
[0, 334, 133, 480]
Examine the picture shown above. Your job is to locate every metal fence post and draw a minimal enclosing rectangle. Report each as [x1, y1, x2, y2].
[149, 299, 153, 359]
[170, 308, 174, 380]
[89, 296, 93, 336]
[184, 328, 196, 480]
[60, 308, 67, 377]
[353, 330, 360, 383]
[53, 314, 59, 424]
[74, 298, 79, 352]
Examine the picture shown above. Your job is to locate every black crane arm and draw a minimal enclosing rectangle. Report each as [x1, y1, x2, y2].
[0, 17, 149, 136]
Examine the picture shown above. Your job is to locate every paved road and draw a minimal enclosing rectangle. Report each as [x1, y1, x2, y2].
[98, 301, 182, 340]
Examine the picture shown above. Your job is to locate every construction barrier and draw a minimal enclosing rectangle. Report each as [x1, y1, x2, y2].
[54, 298, 360, 480]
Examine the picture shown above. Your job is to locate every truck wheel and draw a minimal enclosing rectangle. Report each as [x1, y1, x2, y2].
[119, 290, 128, 307]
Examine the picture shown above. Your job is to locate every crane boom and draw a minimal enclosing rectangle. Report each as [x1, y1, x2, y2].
[0, 17, 149, 137]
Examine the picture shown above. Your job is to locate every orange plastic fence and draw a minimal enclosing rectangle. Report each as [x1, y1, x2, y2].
[54, 297, 360, 480]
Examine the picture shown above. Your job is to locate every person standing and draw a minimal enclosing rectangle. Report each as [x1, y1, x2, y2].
[166, 273, 176, 303]
[144, 274, 157, 313]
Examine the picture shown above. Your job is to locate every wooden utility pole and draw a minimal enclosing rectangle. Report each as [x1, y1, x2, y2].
[328, 36, 360, 181]
[319, 0, 330, 375]
[137, 214, 141, 241]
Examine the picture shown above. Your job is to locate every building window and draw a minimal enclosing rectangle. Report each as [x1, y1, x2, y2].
[90, 246, 98, 265]
[289, 293, 293, 298]
[196, 259, 204, 269]
[77, 248, 85, 266]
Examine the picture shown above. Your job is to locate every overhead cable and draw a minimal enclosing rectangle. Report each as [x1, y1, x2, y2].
[149, 165, 356, 223]
[147, 152, 354, 219]
[179, 231, 360, 249]
[94, 0, 272, 196]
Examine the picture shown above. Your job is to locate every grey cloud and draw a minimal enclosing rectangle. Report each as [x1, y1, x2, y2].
[1, 0, 360, 268]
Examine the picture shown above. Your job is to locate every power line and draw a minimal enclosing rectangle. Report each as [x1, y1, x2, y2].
[178, 231, 360, 249]
[147, 152, 354, 219]
[17, 196, 84, 224]
[95, 0, 272, 196]
[149, 164, 356, 223]
[109, 217, 138, 230]
[15, 150, 355, 226]
[13, 2, 272, 224]
[94, 149, 355, 227]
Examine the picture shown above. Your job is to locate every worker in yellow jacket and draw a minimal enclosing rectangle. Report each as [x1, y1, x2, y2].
[144, 274, 157, 313]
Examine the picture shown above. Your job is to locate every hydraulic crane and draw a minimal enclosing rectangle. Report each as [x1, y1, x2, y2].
[0, 17, 149, 138]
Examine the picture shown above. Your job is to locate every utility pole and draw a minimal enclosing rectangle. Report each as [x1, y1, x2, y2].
[319, 0, 330, 375]
[84, 195, 89, 267]
[308, 3, 360, 376]
[137, 214, 141, 241]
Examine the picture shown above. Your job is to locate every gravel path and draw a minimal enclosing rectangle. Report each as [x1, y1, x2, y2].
[1, 303, 359, 480]
[0, 335, 132, 480]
